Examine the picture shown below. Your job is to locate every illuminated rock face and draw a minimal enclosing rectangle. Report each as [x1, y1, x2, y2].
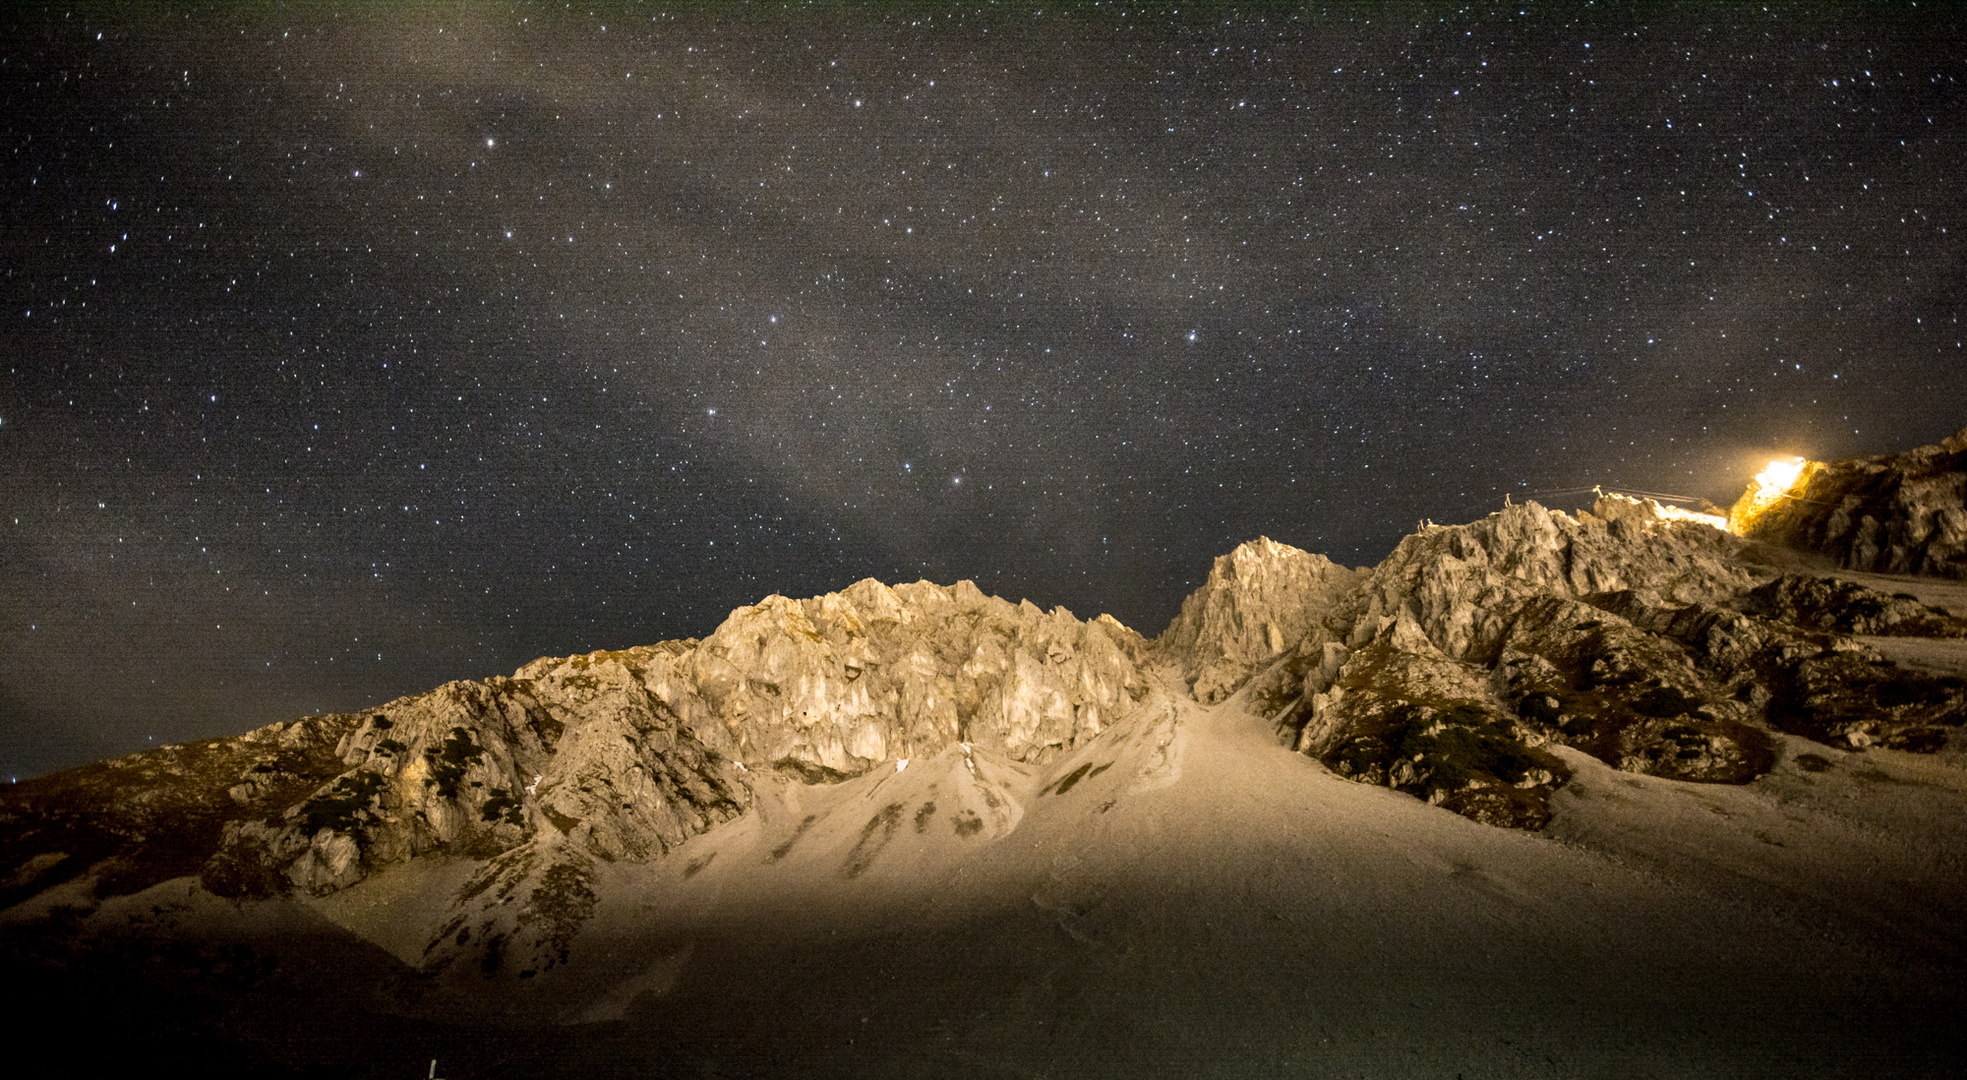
[1243, 495, 1967, 828]
[1244, 498, 1770, 827]
[1727, 456, 1818, 535]
[0, 578, 1154, 977]
[1731, 426, 1967, 578]
[1152, 536, 1368, 704]
[672, 579, 1151, 774]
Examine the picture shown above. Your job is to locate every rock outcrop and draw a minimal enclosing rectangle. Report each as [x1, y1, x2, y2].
[1741, 573, 1967, 638]
[1197, 496, 1967, 829]
[672, 578, 1150, 776]
[1733, 426, 1967, 578]
[1152, 536, 1367, 703]
[1, 577, 1151, 978]
[0, 713, 354, 912]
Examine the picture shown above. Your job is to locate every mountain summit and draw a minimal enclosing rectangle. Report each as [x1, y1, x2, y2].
[5, 432, 1967, 1075]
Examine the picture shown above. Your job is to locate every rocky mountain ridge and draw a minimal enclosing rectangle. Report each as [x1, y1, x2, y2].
[4, 455, 1966, 981]
[1242, 495, 1967, 827]
[1152, 535, 1369, 705]
[3, 576, 1154, 978]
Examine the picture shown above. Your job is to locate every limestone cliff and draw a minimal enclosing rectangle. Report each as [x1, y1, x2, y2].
[1, 577, 1151, 978]
[1151, 536, 1367, 704]
[6, 473, 1967, 982]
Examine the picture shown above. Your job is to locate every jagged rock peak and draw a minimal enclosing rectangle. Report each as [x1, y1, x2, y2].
[0, 574, 1159, 978]
[1244, 497, 1833, 828]
[1153, 536, 1369, 703]
[1731, 426, 1967, 578]
[1338, 496, 1761, 663]
[671, 576, 1150, 779]
[1227, 493, 1967, 830]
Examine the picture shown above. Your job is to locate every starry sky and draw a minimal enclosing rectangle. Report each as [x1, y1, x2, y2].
[3, 3, 1964, 780]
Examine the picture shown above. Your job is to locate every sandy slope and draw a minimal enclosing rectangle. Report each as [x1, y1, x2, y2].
[302, 672, 1967, 1076]
[13, 664, 1966, 1077]
[1827, 570, 1967, 619]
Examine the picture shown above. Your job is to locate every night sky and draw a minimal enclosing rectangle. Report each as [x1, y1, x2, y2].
[4, 4, 1964, 780]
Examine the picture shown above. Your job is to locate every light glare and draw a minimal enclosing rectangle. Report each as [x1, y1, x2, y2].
[1755, 457, 1805, 492]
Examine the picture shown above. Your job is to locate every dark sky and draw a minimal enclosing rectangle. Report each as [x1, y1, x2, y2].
[3, 3, 1964, 780]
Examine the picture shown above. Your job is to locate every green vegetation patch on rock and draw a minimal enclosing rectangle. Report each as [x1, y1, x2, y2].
[516, 859, 598, 972]
[480, 788, 524, 826]
[1769, 650, 1967, 751]
[1320, 699, 1569, 831]
[772, 756, 861, 784]
[423, 727, 484, 799]
[296, 770, 388, 837]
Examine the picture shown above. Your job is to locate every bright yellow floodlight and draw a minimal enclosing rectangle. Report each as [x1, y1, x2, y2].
[1755, 457, 1806, 492]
